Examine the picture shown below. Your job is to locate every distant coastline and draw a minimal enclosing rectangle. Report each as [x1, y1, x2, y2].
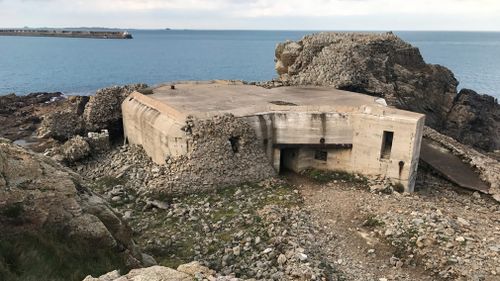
[0, 29, 133, 39]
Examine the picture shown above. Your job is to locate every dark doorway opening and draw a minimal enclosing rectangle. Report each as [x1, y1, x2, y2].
[279, 148, 298, 174]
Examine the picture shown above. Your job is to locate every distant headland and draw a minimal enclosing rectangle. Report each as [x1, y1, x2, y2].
[0, 29, 133, 39]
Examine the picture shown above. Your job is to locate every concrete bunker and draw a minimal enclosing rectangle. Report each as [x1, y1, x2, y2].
[122, 81, 425, 192]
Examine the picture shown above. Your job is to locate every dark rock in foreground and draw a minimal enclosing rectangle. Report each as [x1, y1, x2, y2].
[0, 92, 64, 142]
[274, 32, 499, 152]
[0, 139, 148, 281]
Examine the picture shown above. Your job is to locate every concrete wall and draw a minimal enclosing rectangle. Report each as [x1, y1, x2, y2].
[122, 94, 188, 164]
[252, 112, 353, 145]
[349, 110, 424, 191]
[245, 108, 424, 192]
[123, 92, 424, 192]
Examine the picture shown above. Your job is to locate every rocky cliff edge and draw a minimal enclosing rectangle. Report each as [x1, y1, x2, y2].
[274, 32, 499, 152]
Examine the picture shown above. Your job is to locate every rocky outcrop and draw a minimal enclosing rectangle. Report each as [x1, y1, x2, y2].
[275, 32, 458, 128]
[84, 262, 246, 281]
[0, 139, 147, 281]
[443, 89, 500, 151]
[83, 84, 147, 137]
[274, 32, 499, 152]
[38, 110, 86, 140]
[0, 92, 64, 142]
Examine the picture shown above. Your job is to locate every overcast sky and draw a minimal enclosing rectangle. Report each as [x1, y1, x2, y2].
[1, 0, 499, 30]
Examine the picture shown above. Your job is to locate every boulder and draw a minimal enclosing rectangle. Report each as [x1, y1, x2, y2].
[37, 110, 85, 141]
[83, 266, 192, 281]
[176, 261, 215, 277]
[83, 263, 246, 281]
[59, 135, 91, 163]
[274, 32, 500, 152]
[0, 141, 146, 281]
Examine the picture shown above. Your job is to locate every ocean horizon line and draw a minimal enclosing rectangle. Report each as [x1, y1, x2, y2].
[2, 27, 500, 33]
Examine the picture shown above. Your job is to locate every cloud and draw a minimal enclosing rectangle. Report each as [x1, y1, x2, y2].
[1, 0, 499, 30]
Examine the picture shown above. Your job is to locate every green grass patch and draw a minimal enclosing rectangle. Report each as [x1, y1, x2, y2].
[362, 214, 385, 228]
[303, 168, 368, 185]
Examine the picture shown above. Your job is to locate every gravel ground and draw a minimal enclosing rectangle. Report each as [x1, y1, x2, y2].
[75, 145, 340, 280]
[299, 170, 500, 281]
[74, 145, 499, 281]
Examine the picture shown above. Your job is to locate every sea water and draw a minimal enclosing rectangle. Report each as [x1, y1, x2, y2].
[0, 30, 499, 98]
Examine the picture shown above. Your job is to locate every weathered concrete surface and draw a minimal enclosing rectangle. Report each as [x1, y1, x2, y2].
[420, 139, 489, 192]
[423, 127, 500, 200]
[122, 81, 424, 192]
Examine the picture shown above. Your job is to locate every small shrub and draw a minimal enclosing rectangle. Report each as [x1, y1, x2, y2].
[362, 214, 385, 228]
[391, 227, 418, 259]
[1, 203, 23, 219]
[393, 183, 405, 193]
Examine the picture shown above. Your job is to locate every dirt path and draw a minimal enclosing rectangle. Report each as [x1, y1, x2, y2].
[286, 173, 435, 281]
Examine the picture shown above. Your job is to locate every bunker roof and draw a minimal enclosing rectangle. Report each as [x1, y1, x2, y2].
[129, 81, 424, 121]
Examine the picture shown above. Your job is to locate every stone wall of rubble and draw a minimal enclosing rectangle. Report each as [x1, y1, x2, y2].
[37, 84, 147, 142]
[80, 114, 276, 197]
[151, 114, 275, 196]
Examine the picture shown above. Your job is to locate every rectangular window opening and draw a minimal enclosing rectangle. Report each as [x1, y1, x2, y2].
[380, 131, 394, 159]
[314, 150, 328, 161]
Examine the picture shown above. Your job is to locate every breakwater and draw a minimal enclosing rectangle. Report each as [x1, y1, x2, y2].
[0, 29, 133, 39]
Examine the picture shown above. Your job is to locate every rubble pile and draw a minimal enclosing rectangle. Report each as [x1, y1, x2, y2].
[79, 162, 334, 280]
[362, 177, 500, 280]
[35, 84, 147, 143]
[83, 84, 147, 135]
[78, 115, 275, 197]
